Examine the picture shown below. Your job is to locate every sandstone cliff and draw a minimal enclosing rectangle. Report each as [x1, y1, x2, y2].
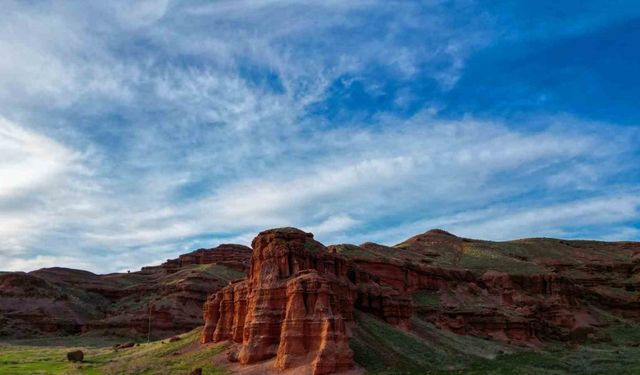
[201, 228, 411, 374]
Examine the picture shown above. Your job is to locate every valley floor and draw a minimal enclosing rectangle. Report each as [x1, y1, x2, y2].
[2, 316, 640, 375]
[0, 328, 227, 375]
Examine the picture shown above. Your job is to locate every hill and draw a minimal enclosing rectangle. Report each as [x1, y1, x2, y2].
[0, 244, 251, 339]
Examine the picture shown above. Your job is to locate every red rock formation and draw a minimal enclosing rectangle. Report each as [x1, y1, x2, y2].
[202, 228, 411, 374]
[342, 255, 596, 344]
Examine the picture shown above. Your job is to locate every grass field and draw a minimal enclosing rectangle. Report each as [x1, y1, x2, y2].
[0, 328, 227, 375]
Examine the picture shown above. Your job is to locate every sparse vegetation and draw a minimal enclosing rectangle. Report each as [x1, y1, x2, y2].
[351, 311, 510, 374]
[350, 311, 640, 375]
[304, 240, 320, 253]
[351, 310, 445, 374]
[331, 244, 377, 259]
[411, 290, 440, 307]
[466, 324, 640, 375]
[183, 264, 244, 282]
[0, 328, 227, 375]
[460, 242, 541, 275]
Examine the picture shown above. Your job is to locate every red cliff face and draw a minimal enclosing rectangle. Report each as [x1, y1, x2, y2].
[201, 228, 411, 374]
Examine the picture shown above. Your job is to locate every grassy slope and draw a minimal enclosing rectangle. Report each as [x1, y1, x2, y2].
[109, 263, 243, 312]
[351, 311, 509, 374]
[0, 328, 227, 375]
[191, 264, 245, 282]
[466, 321, 640, 375]
[351, 311, 640, 375]
[337, 234, 636, 277]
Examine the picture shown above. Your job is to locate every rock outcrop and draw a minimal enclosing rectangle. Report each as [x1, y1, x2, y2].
[66, 350, 84, 362]
[202, 228, 411, 374]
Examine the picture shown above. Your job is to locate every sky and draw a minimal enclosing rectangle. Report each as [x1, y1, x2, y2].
[1, 0, 639, 273]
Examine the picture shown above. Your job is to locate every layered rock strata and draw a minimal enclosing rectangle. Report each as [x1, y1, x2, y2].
[201, 228, 411, 374]
[331, 230, 640, 346]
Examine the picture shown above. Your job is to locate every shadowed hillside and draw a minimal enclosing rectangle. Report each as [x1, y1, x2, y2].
[0, 245, 250, 339]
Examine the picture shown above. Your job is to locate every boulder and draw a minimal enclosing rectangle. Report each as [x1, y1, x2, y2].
[114, 342, 135, 349]
[66, 350, 84, 362]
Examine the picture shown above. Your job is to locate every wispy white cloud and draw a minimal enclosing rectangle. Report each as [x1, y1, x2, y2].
[0, 117, 86, 255]
[0, 255, 97, 273]
[1, 110, 637, 272]
[400, 194, 640, 242]
[357, 191, 640, 245]
[0, 0, 638, 273]
[0, 118, 76, 199]
[304, 215, 361, 236]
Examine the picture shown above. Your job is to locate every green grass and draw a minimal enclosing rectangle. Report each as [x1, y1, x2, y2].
[179, 264, 244, 283]
[0, 328, 228, 375]
[4, 314, 640, 375]
[351, 311, 444, 374]
[411, 290, 440, 307]
[332, 243, 420, 265]
[331, 244, 382, 260]
[350, 311, 507, 374]
[466, 337, 640, 375]
[393, 236, 633, 276]
[459, 242, 541, 275]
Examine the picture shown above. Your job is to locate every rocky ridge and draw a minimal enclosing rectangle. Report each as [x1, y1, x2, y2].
[0, 244, 251, 338]
[333, 229, 640, 346]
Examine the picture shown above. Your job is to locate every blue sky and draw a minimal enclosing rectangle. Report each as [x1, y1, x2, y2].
[1, 0, 639, 272]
